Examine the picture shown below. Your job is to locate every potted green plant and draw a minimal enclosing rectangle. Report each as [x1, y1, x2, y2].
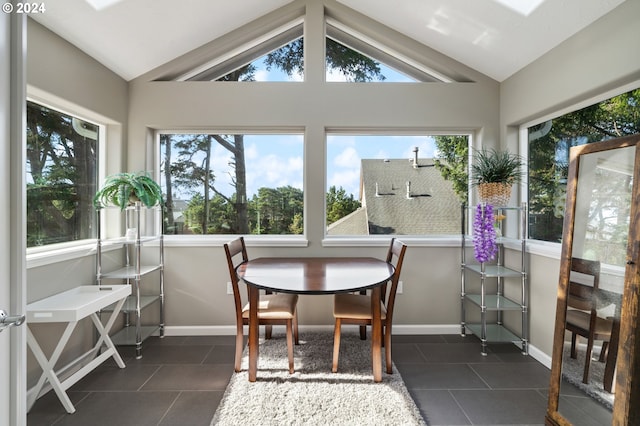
[471, 148, 523, 206]
[93, 171, 163, 210]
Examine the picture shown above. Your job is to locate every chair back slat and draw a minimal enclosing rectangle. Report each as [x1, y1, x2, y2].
[224, 237, 249, 323]
[568, 257, 601, 312]
[383, 238, 408, 324]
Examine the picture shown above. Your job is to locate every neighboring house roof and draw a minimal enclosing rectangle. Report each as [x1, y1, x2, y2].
[326, 207, 369, 235]
[328, 155, 462, 235]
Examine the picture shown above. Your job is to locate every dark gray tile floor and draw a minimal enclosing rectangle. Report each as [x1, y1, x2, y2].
[26, 333, 612, 425]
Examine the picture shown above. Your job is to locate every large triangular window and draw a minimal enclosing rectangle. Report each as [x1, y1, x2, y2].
[325, 38, 416, 82]
[171, 19, 304, 82]
[216, 36, 304, 82]
[155, 6, 470, 84]
[325, 18, 457, 83]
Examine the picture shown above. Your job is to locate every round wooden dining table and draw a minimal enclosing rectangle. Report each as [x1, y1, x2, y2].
[236, 257, 395, 382]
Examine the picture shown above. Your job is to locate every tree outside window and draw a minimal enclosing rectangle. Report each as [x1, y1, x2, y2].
[26, 101, 98, 247]
[160, 133, 304, 235]
[163, 28, 469, 237]
[528, 88, 640, 245]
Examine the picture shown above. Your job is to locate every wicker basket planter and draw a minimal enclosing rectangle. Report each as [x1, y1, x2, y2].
[472, 148, 523, 207]
[477, 182, 512, 206]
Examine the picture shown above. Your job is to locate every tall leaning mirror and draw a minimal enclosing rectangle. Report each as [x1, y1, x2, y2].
[546, 133, 640, 425]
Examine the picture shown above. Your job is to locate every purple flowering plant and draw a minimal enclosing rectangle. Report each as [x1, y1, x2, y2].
[473, 203, 498, 263]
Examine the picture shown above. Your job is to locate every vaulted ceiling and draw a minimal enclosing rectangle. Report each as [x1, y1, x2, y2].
[31, 0, 626, 82]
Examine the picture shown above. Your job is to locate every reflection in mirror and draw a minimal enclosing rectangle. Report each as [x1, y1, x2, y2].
[557, 146, 634, 425]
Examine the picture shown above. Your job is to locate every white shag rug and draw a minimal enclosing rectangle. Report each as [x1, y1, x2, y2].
[561, 343, 614, 410]
[211, 331, 426, 426]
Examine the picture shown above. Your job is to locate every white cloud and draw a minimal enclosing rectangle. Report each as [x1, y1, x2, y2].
[329, 168, 361, 196]
[399, 137, 437, 159]
[254, 69, 270, 82]
[326, 68, 349, 82]
[373, 149, 391, 159]
[210, 143, 235, 194]
[244, 143, 259, 160]
[246, 153, 303, 196]
[334, 147, 360, 168]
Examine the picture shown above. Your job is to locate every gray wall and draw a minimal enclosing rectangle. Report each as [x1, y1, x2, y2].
[24, 0, 640, 390]
[25, 18, 129, 387]
[500, 0, 640, 356]
[126, 0, 500, 332]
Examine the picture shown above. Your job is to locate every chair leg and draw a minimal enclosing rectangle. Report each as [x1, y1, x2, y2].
[570, 333, 578, 359]
[583, 337, 594, 384]
[599, 342, 609, 362]
[286, 320, 294, 374]
[234, 330, 244, 373]
[265, 325, 273, 339]
[332, 319, 342, 373]
[359, 325, 366, 340]
[385, 324, 393, 374]
[293, 309, 300, 345]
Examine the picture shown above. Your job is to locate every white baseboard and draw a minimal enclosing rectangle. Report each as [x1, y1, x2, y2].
[163, 323, 462, 336]
[164, 324, 551, 368]
[527, 343, 552, 369]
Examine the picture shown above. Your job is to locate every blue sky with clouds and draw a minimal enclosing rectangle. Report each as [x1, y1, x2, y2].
[205, 134, 438, 199]
[242, 56, 434, 198]
[164, 53, 439, 200]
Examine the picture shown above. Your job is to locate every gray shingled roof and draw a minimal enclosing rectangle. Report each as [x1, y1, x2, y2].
[327, 157, 462, 235]
[325, 207, 369, 235]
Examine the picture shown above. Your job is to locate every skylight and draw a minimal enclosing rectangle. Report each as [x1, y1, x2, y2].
[85, 0, 124, 11]
[491, 0, 545, 16]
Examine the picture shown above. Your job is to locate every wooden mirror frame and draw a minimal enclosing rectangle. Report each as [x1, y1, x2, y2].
[546, 133, 640, 426]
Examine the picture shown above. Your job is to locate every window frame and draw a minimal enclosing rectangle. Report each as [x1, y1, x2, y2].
[325, 19, 452, 83]
[25, 92, 108, 268]
[322, 128, 473, 245]
[518, 81, 640, 259]
[174, 19, 304, 82]
[156, 128, 307, 244]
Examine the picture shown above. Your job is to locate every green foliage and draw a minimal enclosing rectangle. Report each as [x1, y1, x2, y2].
[289, 213, 304, 234]
[26, 101, 98, 247]
[218, 37, 385, 82]
[164, 40, 382, 235]
[263, 38, 304, 78]
[325, 39, 385, 82]
[471, 148, 523, 186]
[93, 172, 163, 210]
[179, 186, 304, 235]
[326, 186, 361, 225]
[528, 88, 639, 243]
[176, 185, 360, 235]
[182, 193, 235, 234]
[251, 186, 304, 234]
[433, 135, 469, 204]
[216, 64, 256, 81]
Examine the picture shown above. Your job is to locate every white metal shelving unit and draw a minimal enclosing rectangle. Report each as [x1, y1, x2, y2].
[460, 202, 528, 356]
[96, 202, 164, 359]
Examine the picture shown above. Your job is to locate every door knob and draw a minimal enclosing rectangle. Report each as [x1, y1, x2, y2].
[0, 309, 25, 332]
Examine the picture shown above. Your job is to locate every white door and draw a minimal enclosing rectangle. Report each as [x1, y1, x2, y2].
[1, 7, 27, 426]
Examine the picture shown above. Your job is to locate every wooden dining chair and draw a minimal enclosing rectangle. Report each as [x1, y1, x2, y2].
[332, 238, 407, 374]
[223, 237, 299, 374]
[565, 257, 614, 384]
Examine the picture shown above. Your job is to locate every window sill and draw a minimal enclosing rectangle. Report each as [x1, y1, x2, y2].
[524, 239, 561, 259]
[27, 240, 99, 269]
[25, 235, 562, 268]
[322, 235, 461, 247]
[162, 234, 309, 247]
